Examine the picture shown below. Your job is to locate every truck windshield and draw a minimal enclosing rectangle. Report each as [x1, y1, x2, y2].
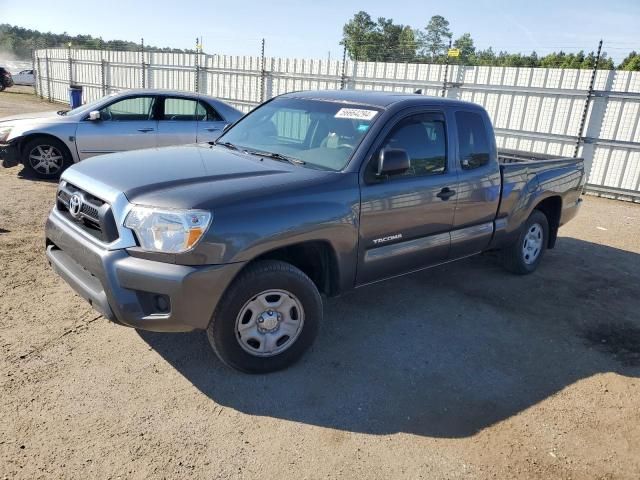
[218, 98, 381, 171]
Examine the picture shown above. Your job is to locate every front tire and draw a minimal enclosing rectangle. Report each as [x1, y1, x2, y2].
[207, 260, 322, 373]
[500, 210, 549, 274]
[23, 137, 71, 179]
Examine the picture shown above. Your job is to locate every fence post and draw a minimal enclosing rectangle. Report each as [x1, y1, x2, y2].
[45, 50, 52, 102]
[259, 38, 266, 101]
[31, 49, 37, 95]
[574, 40, 602, 159]
[36, 55, 43, 99]
[194, 38, 200, 93]
[67, 44, 73, 87]
[441, 39, 452, 97]
[340, 44, 347, 90]
[101, 57, 107, 95]
[141, 38, 146, 89]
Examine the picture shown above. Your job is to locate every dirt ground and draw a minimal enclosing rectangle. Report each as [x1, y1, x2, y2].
[1, 88, 639, 480]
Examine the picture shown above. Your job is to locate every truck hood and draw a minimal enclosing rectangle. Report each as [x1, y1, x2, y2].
[63, 144, 333, 209]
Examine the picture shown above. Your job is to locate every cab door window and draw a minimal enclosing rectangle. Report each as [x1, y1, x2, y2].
[366, 113, 447, 181]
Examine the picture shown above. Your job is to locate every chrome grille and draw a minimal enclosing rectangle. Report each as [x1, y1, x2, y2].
[56, 182, 119, 242]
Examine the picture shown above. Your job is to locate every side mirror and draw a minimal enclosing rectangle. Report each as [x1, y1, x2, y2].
[88, 110, 101, 121]
[377, 148, 410, 177]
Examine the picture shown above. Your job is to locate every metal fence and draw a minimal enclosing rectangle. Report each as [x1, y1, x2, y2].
[33, 48, 640, 201]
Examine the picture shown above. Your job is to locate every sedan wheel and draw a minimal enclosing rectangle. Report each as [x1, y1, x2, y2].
[23, 137, 70, 179]
[29, 145, 64, 176]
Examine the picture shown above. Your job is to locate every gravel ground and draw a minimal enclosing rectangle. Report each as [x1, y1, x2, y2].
[1, 89, 639, 479]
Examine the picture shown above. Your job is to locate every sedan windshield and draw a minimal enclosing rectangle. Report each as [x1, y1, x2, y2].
[62, 92, 119, 116]
[218, 98, 381, 171]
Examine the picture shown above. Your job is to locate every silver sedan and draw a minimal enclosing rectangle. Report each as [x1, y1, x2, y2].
[0, 89, 243, 178]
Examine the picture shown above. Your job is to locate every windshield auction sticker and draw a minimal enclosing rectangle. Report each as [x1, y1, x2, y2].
[334, 108, 378, 121]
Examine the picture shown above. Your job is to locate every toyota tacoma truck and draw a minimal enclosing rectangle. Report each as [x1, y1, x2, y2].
[45, 90, 585, 373]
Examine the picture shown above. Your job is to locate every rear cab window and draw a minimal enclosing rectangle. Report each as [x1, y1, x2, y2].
[455, 111, 491, 170]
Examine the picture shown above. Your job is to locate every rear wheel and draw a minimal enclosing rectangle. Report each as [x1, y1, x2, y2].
[500, 210, 549, 274]
[0, 83, 5, 92]
[207, 260, 322, 373]
[23, 137, 71, 179]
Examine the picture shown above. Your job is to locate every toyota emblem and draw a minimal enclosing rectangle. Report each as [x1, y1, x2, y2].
[68, 194, 82, 217]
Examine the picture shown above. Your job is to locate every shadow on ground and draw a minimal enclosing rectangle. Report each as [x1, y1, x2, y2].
[140, 237, 640, 438]
[1, 157, 57, 183]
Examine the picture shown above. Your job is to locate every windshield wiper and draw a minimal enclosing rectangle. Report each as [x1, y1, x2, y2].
[213, 140, 238, 150]
[245, 149, 305, 165]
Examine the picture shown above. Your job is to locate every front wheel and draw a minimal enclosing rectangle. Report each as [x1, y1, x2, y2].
[23, 137, 71, 179]
[500, 210, 549, 274]
[207, 260, 322, 373]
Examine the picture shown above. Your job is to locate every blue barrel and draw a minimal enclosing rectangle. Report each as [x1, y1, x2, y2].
[68, 85, 83, 108]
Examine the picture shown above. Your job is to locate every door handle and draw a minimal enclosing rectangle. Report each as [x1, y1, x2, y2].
[137, 128, 154, 133]
[205, 127, 221, 132]
[437, 187, 456, 200]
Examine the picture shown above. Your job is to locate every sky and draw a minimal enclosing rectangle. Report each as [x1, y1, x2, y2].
[1, 0, 638, 62]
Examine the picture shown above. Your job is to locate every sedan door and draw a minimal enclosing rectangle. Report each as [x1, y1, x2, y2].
[196, 101, 229, 143]
[155, 96, 199, 148]
[75, 95, 157, 160]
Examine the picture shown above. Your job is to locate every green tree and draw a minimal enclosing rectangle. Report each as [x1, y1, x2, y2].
[397, 26, 418, 62]
[341, 11, 377, 61]
[341, 13, 416, 62]
[419, 15, 452, 60]
[619, 51, 640, 71]
[453, 33, 475, 64]
[0, 23, 195, 59]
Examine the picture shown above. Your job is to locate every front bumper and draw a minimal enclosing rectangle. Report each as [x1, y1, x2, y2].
[0, 141, 19, 168]
[45, 207, 245, 332]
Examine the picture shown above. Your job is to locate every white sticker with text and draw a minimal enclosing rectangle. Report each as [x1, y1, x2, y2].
[334, 108, 378, 121]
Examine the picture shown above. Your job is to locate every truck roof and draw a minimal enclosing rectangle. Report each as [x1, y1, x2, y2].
[281, 89, 482, 110]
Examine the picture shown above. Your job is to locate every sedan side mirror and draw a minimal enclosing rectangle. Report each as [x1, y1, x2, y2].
[88, 110, 101, 121]
[377, 148, 410, 177]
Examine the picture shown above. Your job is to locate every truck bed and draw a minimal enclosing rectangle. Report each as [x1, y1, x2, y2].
[498, 148, 579, 165]
[493, 148, 586, 248]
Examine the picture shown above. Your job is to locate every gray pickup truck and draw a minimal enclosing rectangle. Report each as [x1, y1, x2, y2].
[45, 90, 585, 373]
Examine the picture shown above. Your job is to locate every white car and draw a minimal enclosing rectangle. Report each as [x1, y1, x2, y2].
[12, 69, 35, 86]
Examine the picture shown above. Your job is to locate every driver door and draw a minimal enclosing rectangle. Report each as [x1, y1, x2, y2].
[75, 95, 158, 160]
[356, 111, 458, 285]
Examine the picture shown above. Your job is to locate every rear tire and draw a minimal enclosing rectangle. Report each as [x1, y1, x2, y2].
[500, 210, 549, 275]
[207, 260, 322, 373]
[23, 136, 71, 180]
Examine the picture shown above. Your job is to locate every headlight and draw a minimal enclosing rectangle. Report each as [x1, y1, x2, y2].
[124, 206, 212, 253]
[0, 126, 13, 143]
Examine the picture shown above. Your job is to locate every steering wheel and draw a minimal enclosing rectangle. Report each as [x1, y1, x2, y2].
[337, 143, 354, 150]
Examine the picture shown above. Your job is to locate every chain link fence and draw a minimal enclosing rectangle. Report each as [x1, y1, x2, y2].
[33, 47, 640, 202]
